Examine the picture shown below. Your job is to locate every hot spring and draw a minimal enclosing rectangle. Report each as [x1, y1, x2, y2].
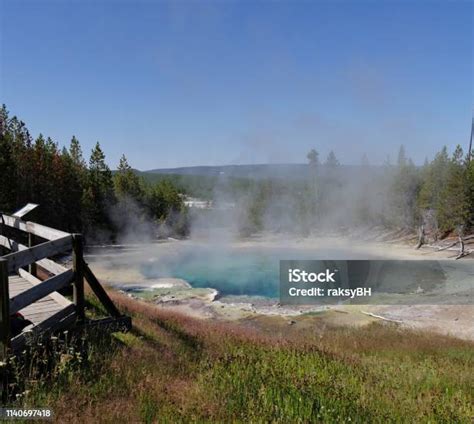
[88, 243, 365, 299]
[86, 239, 474, 304]
[138, 245, 372, 298]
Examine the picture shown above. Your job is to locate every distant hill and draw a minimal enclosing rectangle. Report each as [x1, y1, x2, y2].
[127, 164, 387, 200]
[143, 163, 379, 180]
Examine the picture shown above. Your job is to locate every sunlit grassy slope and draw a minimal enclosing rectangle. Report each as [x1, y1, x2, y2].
[13, 292, 474, 423]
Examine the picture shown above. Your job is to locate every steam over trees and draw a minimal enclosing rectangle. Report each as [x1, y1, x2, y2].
[0, 105, 188, 241]
[114, 154, 144, 202]
[307, 149, 319, 167]
[389, 145, 421, 228]
[0, 105, 472, 241]
[325, 151, 339, 168]
[417, 146, 472, 236]
[237, 146, 473, 237]
[437, 145, 470, 234]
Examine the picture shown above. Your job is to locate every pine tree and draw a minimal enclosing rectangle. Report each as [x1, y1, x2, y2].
[111, 155, 148, 236]
[390, 146, 421, 228]
[437, 145, 470, 233]
[325, 151, 339, 167]
[307, 149, 319, 167]
[69, 135, 86, 168]
[467, 158, 474, 230]
[114, 154, 144, 201]
[58, 146, 86, 232]
[320, 151, 341, 219]
[88, 142, 115, 202]
[397, 145, 407, 167]
[0, 108, 17, 211]
[306, 149, 320, 225]
[418, 146, 450, 236]
[82, 142, 116, 238]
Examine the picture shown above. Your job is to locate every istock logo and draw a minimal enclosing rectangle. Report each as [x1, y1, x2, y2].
[288, 268, 338, 283]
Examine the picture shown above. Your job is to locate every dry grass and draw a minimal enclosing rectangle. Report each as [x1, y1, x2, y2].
[7, 291, 474, 423]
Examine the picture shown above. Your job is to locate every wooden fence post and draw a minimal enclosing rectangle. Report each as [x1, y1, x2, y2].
[0, 258, 10, 403]
[0, 258, 9, 357]
[0, 214, 5, 256]
[28, 233, 37, 277]
[72, 234, 85, 322]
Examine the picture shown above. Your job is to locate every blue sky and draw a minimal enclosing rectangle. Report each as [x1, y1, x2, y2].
[1, 0, 472, 169]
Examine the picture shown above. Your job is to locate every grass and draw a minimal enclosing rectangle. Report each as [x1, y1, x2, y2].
[5, 292, 474, 423]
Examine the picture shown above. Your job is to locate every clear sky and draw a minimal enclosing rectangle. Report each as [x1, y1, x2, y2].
[1, 0, 472, 170]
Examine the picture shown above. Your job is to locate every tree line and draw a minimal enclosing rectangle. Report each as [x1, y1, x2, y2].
[386, 144, 473, 237]
[0, 105, 188, 242]
[1, 105, 472, 241]
[226, 146, 473, 238]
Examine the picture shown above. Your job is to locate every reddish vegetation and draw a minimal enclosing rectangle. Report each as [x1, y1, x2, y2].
[14, 288, 473, 422]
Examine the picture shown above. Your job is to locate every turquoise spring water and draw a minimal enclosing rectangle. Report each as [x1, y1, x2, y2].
[139, 245, 365, 298]
[89, 242, 473, 303]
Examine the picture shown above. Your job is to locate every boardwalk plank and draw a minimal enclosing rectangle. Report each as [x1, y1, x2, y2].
[8, 274, 72, 328]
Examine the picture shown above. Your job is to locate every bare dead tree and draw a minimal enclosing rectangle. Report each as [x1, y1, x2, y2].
[455, 225, 466, 259]
[415, 224, 425, 249]
[468, 115, 473, 163]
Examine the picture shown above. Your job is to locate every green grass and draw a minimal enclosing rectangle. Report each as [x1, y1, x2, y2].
[6, 293, 474, 423]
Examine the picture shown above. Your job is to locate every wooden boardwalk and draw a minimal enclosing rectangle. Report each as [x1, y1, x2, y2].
[0, 212, 131, 357]
[9, 273, 73, 328]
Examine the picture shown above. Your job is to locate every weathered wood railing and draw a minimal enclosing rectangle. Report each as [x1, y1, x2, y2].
[0, 213, 130, 363]
[0, 259, 9, 362]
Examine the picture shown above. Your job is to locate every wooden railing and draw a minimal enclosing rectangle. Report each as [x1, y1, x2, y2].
[3, 235, 73, 274]
[0, 214, 84, 357]
[0, 212, 131, 404]
[0, 213, 130, 361]
[0, 258, 9, 363]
